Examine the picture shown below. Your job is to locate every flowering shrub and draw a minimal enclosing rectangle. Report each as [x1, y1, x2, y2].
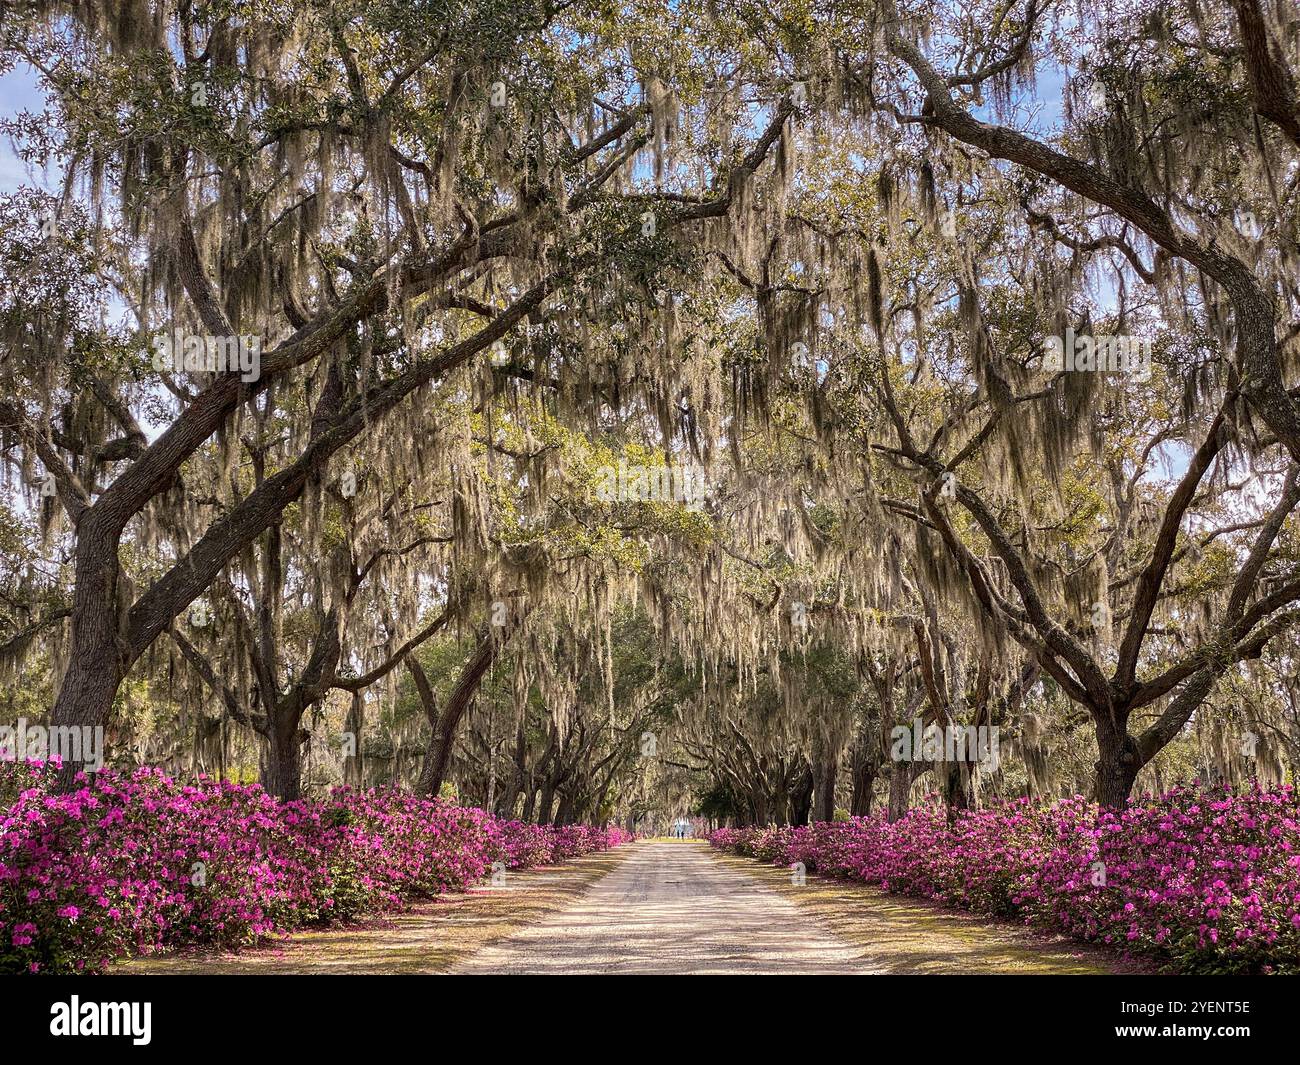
[0, 762, 630, 974]
[484, 820, 633, 869]
[490, 820, 558, 869]
[709, 786, 1300, 974]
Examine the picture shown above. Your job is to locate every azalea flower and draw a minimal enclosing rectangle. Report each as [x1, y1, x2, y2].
[0, 761, 630, 974]
[709, 784, 1300, 975]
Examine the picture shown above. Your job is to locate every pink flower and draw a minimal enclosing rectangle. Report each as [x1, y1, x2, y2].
[708, 784, 1300, 975]
[0, 762, 628, 974]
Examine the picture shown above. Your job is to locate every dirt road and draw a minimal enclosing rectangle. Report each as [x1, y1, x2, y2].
[453, 839, 872, 974]
[124, 839, 1116, 975]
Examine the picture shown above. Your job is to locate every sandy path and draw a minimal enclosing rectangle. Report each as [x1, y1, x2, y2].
[122, 839, 1119, 975]
[453, 839, 874, 974]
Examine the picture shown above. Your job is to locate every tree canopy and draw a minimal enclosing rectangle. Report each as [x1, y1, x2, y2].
[2, 0, 1298, 824]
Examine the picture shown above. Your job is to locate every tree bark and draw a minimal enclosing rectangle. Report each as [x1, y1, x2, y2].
[1232, 0, 1300, 150]
[500, 717, 527, 818]
[416, 626, 505, 797]
[939, 760, 973, 819]
[536, 782, 556, 826]
[850, 755, 875, 816]
[344, 691, 364, 787]
[788, 760, 813, 826]
[51, 527, 128, 790]
[264, 722, 305, 802]
[1094, 717, 1142, 810]
[813, 751, 838, 823]
[887, 761, 916, 823]
[849, 729, 877, 816]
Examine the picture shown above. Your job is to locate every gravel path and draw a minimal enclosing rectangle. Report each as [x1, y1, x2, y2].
[453, 839, 874, 974]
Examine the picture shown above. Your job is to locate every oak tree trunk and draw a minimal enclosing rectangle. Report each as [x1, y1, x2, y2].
[814, 753, 838, 823]
[264, 718, 305, 802]
[1094, 719, 1142, 810]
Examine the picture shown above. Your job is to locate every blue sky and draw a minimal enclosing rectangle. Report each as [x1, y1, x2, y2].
[0, 64, 55, 193]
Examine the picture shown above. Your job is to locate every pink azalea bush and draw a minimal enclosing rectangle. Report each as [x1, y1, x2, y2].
[483, 819, 632, 868]
[490, 819, 560, 868]
[0, 762, 630, 974]
[709, 785, 1300, 974]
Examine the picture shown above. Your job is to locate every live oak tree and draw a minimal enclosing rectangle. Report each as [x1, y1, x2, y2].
[3, 0, 1298, 817]
[687, 0, 1300, 807]
[167, 452, 457, 800]
[0, 0, 797, 787]
[850, 0, 1300, 805]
